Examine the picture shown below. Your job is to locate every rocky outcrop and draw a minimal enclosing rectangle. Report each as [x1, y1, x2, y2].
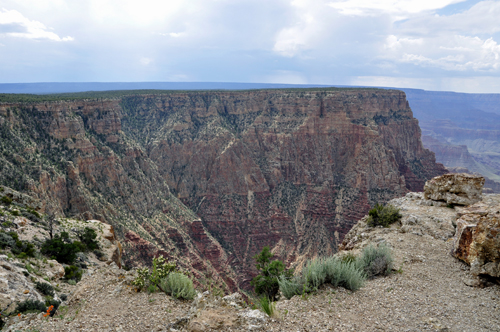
[452, 198, 500, 278]
[447, 166, 500, 194]
[0, 89, 446, 290]
[0, 255, 45, 314]
[424, 173, 484, 205]
[87, 220, 123, 268]
[170, 291, 268, 331]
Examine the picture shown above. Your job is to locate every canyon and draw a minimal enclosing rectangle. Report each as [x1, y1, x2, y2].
[0, 88, 446, 290]
[403, 89, 500, 192]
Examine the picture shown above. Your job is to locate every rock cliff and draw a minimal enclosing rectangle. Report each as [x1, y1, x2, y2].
[0, 88, 446, 289]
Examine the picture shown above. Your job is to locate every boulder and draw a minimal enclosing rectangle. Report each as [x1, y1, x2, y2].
[424, 173, 484, 206]
[46, 259, 65, 279]
[452, 201, 500, 278]
[169, 291, 268, 331]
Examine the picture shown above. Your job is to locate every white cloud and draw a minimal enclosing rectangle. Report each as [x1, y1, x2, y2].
[383, 34, 500, 72]
[399, 1, 500, 35]
[328, 0, 465, 17]
[0, 8, 73, 41]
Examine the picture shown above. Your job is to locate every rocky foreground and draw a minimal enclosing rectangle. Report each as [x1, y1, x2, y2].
[3, 174, 496, 332]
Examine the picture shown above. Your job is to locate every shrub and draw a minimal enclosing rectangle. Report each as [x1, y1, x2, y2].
[356, 244, 393, 279]
[35, 281, 54, 297]
[331, 260, 365, 291]
[159, 272, 196, 300]
[45, 299, 60, 317]
[132, 255, 177, 291]
[366, 203, 402, 228]
[0, 196, 12, 206]
[77, 227, 99, 251]
[10, 210, 20, 217]
[41, 232, 81, 264]
[0, 232, 15, 249]
[251, 246, 292, 301]
[11, 241, 36, 258]
[0, 231, 36, 257]
[15, 299, 46, 314]
[147, 284, 158, 294]
[259, 296, 276, 317]
[340, 252, 357, 264]
[64, 265, 82, 283]
[278, 255, 366, 299]
[278, 275, 303, 300]
[26, 207, 41, 219]
[59, 294, 68, 301]
[301, 258, 327, 292]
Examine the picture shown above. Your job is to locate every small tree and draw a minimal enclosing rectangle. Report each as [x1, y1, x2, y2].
[46, 211, 56, 240]
[74, 227, 99, 251]
[251, 246, 292, 301]
[41, 232, 81, 264]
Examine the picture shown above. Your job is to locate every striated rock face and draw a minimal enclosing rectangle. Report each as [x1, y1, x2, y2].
[0, 89, 446, 290]
[424, 173, 484, 206]
[452, 199, 500, 278]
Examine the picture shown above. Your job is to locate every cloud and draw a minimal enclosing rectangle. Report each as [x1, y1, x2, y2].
[0, 8, 73, 41]
[397, 36, 500, 71]
[380, 2, 500, 73]
[328, 0, 465, 17]
[397, 1, 500, 35]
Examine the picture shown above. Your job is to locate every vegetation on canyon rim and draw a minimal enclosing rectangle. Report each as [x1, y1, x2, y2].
[132, 255, 196, 300]
[252, 242, 394, 316]
[0, 199, 103, 319]
[366, 203, 402, 228]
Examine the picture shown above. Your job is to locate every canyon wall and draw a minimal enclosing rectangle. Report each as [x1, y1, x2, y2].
[0, 88, 446, 289]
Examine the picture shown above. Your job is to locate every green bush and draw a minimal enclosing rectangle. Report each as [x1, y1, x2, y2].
[41, 232, 81, 264]
[302, 258, 327, 292]
[0, 232, 15, 249]
[340, 252, 357, 264]
[0, 231, 36, 257]
[0, 196, 12, 206]
[251, 246, 292, 301]
[132, 255, 177, 291]
[35, 281, 55, 297]
[26, 207, 41, 218]
[64, 265, 82, 283]
[356, 244, 393, 279]
[277, 275, 303, 299]
[15, 299, 46, 314]
[45, 298, 60, 317]
[160, 272, 196, 300]
[10, 210, 20, 217]
[329, 260, 365, 291]
[278, 256, 366, 300]
[59, 294, 68, 301]
[366, 203, 402, 228]
[77, 227, 99, 251]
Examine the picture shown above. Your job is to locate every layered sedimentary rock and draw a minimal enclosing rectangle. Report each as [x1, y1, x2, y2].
[424, 173, 484, 206]
[452, 199, 500, 278]
[0, 88, 446, 289]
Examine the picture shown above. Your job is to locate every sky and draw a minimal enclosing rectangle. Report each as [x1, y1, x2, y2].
[0, 0, 500, 93]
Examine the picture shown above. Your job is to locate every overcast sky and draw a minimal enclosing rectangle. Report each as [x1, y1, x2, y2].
[1, 0, 499, 93]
